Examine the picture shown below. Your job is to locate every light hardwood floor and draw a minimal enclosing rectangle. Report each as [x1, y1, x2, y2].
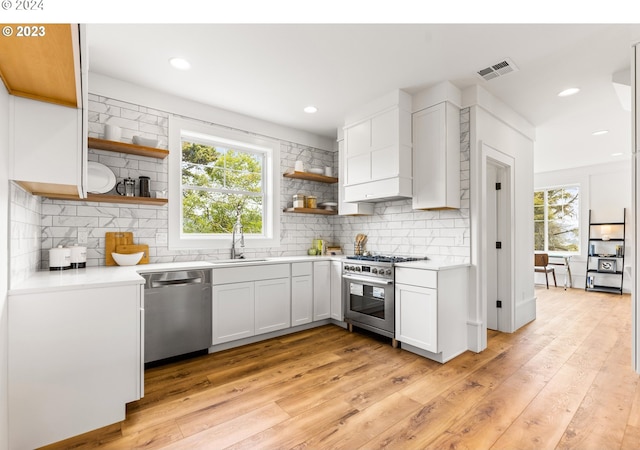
[43, 287, 640, 449]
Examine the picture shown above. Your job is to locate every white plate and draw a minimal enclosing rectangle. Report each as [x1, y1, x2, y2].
[308, 168, 324, 174]
[87, 161, 116, 194]
[319, 202, 337, 207]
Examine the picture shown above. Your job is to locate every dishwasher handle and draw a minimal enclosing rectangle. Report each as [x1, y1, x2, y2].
[151, 277, 202, 288]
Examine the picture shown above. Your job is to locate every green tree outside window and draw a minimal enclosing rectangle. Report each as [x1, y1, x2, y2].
[181, 140, 264, 235]
[534, 186, 579, 253]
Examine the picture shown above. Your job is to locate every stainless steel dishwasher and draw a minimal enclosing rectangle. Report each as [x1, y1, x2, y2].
[143, 269, 212, 364]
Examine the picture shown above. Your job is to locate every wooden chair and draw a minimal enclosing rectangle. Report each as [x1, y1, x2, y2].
[535, 253, 557, 289]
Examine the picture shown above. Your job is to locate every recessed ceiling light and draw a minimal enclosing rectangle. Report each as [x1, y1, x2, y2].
[169, 57, 191, 70]
[303, 106, 318, 114]
[558, 87, 580, 97]
[612, 152, 623, 157]
[592, 130, 609, 136]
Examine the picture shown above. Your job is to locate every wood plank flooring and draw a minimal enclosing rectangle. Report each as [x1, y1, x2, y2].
[42, 287, 640, 449]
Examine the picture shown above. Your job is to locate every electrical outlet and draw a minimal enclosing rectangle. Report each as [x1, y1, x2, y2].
[156, 232, 168, 245]
[78, 230, 88, 244]
[455, 230, 464, 246]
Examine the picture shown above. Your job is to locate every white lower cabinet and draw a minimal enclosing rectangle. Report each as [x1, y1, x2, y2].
[395, 265, 468, 363]
[213, 282, 255, 343]
[313, 260, 331, 320]
[292, 262, 313, 326]
[212, 264, 290, 345]
[8, 283, 143, 450]
[396, 283, 438, 353]
[330, 260, 344, 321]
[255, 278, 291, 334]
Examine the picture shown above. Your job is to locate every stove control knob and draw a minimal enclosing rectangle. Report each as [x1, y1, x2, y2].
[355, 266, 361, 272]
[371, 268, 378, 274]
[385, 268, 392, 276]
[347, 266, 353, 271]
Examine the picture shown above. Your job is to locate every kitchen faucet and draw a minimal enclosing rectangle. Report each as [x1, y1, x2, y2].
[231, 206, 245, 259]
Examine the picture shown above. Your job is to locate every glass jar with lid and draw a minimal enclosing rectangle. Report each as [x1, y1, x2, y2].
[293, 194, 305, 208]
[305, 195, 317, 209]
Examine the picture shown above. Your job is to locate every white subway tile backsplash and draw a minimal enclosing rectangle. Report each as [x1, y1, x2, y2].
[9, 97, 471, 270]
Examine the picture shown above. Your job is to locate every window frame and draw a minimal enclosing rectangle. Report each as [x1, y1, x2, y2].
[168, 116, 280, 250]
[534, 184, 580, 255]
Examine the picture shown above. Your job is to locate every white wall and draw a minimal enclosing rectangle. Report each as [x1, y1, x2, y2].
[535, 160, 632, 292]
[465, 85, 536, 352]
[1, 78, 10, 450]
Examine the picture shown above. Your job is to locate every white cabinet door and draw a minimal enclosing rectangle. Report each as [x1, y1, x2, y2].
[338, 139, 373, 216]
[313, 261, 331, 320]
[292, 275, 313, 326]
[412, 101, 460, 210]
[9, 95, 83, 197]
[344, 120, 371, 185]
[330, 260, 344, 321]
[370, 108, 400, 180]
[395, 283, 438, 353]
[255, 278, 291, 335]
[8, 284, 141, 450]
[213, 282, 255, 344]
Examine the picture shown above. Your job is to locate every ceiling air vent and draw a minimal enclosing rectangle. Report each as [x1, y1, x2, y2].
[476, 58, 519, 82]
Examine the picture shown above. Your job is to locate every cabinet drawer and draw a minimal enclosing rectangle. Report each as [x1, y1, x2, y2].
[291, 262, 312, 277]
[395, 267, 437, 289]
[213, 263, 290, 285]
[344, 176, 412, 202]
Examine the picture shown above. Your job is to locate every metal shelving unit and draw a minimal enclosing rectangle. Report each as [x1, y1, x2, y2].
[585, 208, 625, 294]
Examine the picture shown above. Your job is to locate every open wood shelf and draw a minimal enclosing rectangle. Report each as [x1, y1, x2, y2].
[283, 171, 338, 184]
[284, 207, 337, 215]
[88, 137, 169, 159]
[43, 193, 168, 206]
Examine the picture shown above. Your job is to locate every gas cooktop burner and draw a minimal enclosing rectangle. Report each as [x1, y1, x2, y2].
[346, 255, 428, 264]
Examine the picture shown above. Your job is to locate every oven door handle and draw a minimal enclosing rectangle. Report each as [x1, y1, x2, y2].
[342, 274, 393, 286]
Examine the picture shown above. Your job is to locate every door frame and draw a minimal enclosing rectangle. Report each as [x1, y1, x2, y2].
[480, 142, 516, 334]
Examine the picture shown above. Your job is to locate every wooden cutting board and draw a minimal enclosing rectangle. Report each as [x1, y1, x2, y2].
[115, 244, 149, 265]
[105, 232, 133, 266]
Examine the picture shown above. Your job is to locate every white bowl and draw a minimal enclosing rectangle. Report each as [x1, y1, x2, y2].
[132, 135, 159, 147]
[112, 252, 144, 266]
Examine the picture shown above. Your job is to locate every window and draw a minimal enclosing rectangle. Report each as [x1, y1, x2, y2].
[168, 117, 280, 249]
[534, 185, 580, 253]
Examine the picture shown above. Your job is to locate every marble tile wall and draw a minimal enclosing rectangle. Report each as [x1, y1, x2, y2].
[9, 182, 41, 286]
[33, 96, 470, 267]
[40, 95, 337, 267]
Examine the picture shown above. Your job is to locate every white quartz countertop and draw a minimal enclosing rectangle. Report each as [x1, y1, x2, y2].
[9, 256, 344, 294]
[393, 260, 470, 271]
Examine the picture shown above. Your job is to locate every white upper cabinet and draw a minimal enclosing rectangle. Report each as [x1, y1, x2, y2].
[342, 89, 412, 202]
[412, 101, 460, 210]
[9, 96, 84, 197]
[7, 25, 87, 198]
[337, 137, 374, 216]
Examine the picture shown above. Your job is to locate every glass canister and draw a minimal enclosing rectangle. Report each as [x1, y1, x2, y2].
[293, 194, 305, 208]
[305, 195, 317, 209]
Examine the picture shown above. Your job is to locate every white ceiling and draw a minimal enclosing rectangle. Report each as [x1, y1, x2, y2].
[86, 23, 640, 173]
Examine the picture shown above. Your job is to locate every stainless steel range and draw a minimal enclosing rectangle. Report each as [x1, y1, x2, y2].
[343, 255, 427, 347]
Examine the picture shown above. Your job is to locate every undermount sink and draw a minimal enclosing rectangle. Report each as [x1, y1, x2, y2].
[211, 259, 268, 264]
